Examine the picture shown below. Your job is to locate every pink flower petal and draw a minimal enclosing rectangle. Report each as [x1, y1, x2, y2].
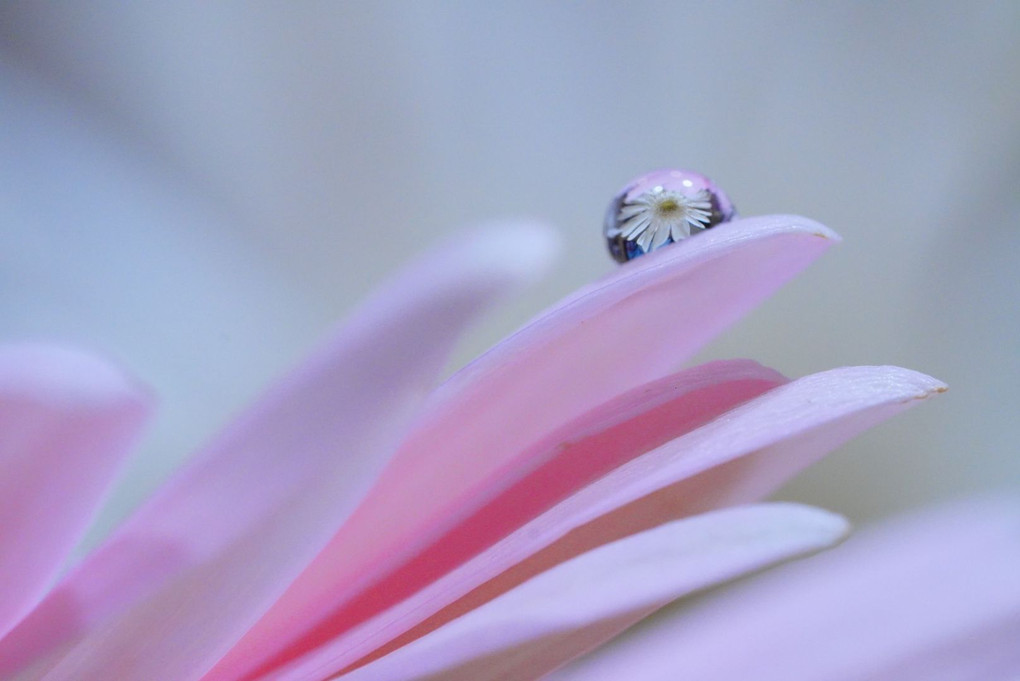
[0, 223, 559, 681]
[0, 345, 151, 638]
[217, 215, 839, 678]
[261, 365, 944, 681]
[342, 504, 849, 681]
[217, 360, 786, 680]
[551, 497, 1020, 681]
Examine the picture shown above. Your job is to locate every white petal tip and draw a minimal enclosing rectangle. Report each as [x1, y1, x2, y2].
[877, 366, 949, 400]
[808, 365, 947, 404]
[758, 214, 842, 243]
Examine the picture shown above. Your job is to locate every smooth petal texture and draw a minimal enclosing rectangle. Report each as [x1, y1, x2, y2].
[225, 360, 787, 680]
[0, 345, 151, 638]
[341, 503, 849, 681]
[261, 365, 943, 681]
[217, 215, 839, 679]
[0, 223, 558, 681]
[551, 497, 1020, 681]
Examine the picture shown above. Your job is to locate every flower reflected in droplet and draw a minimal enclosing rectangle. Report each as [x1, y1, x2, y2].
[605, 168, 737, 262]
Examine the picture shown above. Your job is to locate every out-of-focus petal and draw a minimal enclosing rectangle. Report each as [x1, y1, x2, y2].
[218, 215, 839, 678]
[266, 365, 943, 680]
[551, 497, 1020, 681]
[0, 223, 558, 681]
[340, 503, 849, 681]
[0, 345, 151, 638]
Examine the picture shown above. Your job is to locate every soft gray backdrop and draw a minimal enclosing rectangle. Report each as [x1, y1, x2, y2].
[1, 2, 1017, 544]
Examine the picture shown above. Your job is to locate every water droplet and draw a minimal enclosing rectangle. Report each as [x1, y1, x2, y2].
[604, 169, 736, 263]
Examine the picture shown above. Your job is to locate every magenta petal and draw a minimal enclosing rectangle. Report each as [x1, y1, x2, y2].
[0, 223, 559, 681]
[216, 215, 837, 676]
[552, 497, 1020, 681]
[339, 504, 849, 681]
[264, 365, 942, 680]
[0, 344, 151, 638]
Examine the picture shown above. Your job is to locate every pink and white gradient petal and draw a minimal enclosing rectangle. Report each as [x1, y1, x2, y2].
[214, 215, 839, 680]
[0, 211, 957, 681]
[341, 503, 850, 681]
[551, 497, 1020, 681]
[231, 359, 785, 680]
[0, 345, 151, 639]
[259, 365, 943, 681]
[0, 223, 558, 681]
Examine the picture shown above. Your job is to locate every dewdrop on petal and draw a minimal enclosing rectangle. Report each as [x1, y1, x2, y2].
[604, 168, 737, 263]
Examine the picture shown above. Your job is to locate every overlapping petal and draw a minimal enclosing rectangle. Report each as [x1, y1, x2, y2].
[212, 215, 841, 680]
[0, 224, 558, 681]
[0, 213, 955, 681]
[0, 345, 151, 638]
[260, 365, 943, 681]
[342, 504, 849, 681]
[551, 497, 1020, 681]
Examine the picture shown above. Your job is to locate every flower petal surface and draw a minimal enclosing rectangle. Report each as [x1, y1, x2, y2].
[266, 365, 942, 680]
[551, 496, 1020, 681]
[224, 360, 786, 680]
[342, 503, 849, 681]
[0, 345, 151, 638]
[0, 223, 558, 681]
[218, 215, 839, 678]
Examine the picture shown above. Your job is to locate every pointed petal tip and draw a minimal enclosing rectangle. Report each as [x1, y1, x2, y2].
[823, 365, 947, 401]
[0, 342, 152, 411]
[739, 214, 840, 241]
[741, 214, 841, 244]
[912, 379, 948, 399]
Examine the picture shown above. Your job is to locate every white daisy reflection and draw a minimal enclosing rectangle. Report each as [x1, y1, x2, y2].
[618, 186, 714, 253]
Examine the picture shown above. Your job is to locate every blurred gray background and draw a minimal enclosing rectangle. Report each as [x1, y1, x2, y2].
[1, 2, 1017, 543]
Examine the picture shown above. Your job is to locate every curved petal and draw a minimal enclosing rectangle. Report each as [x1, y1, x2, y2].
[216, 215, 839, 678]
[266, 365, 943, 680]
[551, 497, 1020, 681]
[0, 344, 151, 638]
[218, 360, 787, 680]
[0, 223, 559, 681]
[343, 504, 848, 681]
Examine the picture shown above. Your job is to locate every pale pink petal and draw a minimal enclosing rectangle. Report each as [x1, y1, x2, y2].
[0, 345, 151, 638]
[216, 360, 787, 680]
[262, 365, 944, 681]
[0, 223, 558, 681]
[217, 215, 839, 678]
[341, 503, 849, 681]
[551, 497, 1020, 681]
